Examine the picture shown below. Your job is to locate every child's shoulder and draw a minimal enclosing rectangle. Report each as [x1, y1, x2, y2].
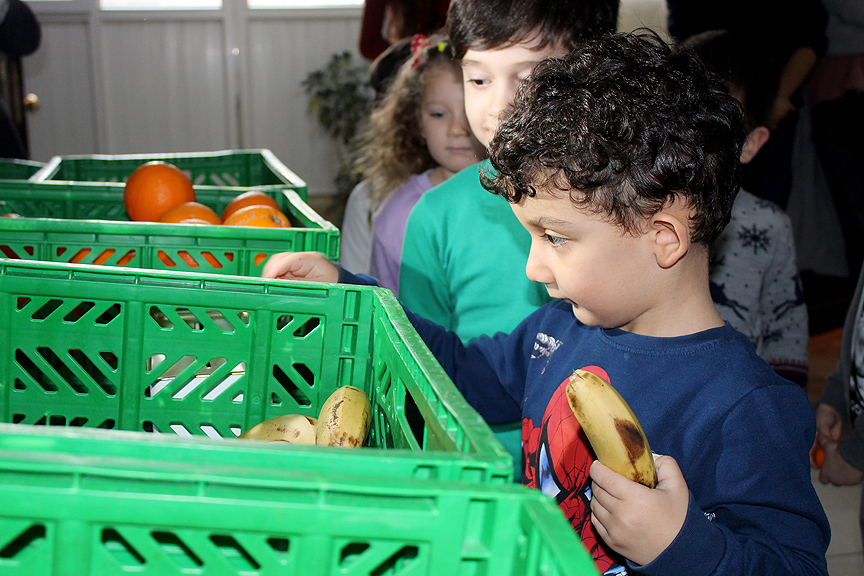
[413, 160, 509, 212]
[732, 189, 791, 226]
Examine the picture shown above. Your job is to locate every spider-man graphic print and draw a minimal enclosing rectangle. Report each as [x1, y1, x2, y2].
[522, 365, 626, 575]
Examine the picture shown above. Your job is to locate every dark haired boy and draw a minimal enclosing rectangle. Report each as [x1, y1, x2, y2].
[396, 0, 619, 479]
[398, 0, 619, 341]
[264, 32, 830, 574]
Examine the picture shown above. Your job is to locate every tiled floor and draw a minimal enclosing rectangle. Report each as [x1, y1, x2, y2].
[808, 328, 864, 576]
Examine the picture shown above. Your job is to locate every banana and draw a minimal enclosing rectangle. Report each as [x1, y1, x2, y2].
[565, 369, 658, 488]
[316, 385, 372, 448]
[238, 413, 318, 444]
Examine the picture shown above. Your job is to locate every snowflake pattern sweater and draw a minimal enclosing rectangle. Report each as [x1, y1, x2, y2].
[710, 189, 809, 386]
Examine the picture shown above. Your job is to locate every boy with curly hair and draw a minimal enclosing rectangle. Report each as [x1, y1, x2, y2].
[264, 32, 829, 574]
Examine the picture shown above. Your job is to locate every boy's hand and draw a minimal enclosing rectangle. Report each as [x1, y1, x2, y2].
[589, 454, 689, 566]
[819, 441, 864, 486]
[261, 251, 339, 283]
[814, 403, 842, 445]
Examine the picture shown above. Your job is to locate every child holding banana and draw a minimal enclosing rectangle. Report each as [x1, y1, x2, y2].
[263, 32, 830, 575]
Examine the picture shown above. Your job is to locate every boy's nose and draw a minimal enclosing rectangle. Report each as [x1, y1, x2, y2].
[488, 87, 512, 126]
[525, 246, 553, 286]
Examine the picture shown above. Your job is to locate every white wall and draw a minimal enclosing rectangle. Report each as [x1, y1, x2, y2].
[23, 4, 364, 199]
[21, 0, 669, 200]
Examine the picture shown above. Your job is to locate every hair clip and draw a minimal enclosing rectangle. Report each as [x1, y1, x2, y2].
[410, 34, 430, 70]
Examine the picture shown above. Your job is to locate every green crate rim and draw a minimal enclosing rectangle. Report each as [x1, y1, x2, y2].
[31, 148, 306, 190]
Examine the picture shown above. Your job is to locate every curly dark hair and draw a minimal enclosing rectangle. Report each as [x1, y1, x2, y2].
[447, 0, 619, 60]
[484, 31, 747, 247]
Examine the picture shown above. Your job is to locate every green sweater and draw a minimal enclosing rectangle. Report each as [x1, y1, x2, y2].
[399, 160, 551, 342]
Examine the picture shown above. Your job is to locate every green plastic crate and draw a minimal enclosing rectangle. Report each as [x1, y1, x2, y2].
[32, 148, 308, 200]
[0, 425, 598, 576]
[0, 180, 339, 273]
[0, 158, 44, 180]
[0, 259, 513, 484]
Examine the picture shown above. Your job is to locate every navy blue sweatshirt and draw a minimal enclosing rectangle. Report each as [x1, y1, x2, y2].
[344, 271, 830, 575]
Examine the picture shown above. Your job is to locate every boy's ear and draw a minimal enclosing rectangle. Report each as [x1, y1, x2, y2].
[740, 126, 770, 164]
[650, 209, 690, 269]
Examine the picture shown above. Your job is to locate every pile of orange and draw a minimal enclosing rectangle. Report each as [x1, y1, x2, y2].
[124, 161, 195, 222]
[123, 162, 290, 228]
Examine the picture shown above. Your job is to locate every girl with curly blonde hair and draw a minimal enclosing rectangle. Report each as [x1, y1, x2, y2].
[340, 34, 486, 292]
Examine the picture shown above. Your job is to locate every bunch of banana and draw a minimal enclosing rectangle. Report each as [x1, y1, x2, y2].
[565, 369, 658, 488]
[316, 385, 372, 448]
[238, 386, 372, 449]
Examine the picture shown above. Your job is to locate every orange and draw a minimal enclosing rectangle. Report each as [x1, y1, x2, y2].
[116, 250, 136, 266]
[222, 191, 281, 222]
[223, 205, 291, 228]
[124, 161, 195, 222]
[812, 444, 825, 469]
[156, 249, 199, 267]
[158, 201, 222, 225]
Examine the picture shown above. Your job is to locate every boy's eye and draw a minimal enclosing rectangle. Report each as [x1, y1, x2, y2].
[543, 233, 567, 247]
[467, 78, 489, 88]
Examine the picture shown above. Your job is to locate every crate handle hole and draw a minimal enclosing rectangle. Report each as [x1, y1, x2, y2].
[371, 545, 420, 576]
[0, 524, 47, 559]
[99, 351, 119, 370]
[266, 537, 290, 555]
[272, 365, 311, 407]
[293, 317, 320, 338]
[340, 542, 370, 565]
[37, 347, 88, 394]
[94, 303, 122, 325]
[64, 302, 94, 322]
[199, 425, 224, 439]
[16, 349, 58, 392]
[149, 307, 173, 329]
[31, 298, 63, 320]
[176, 308, 203, 330]
[0, 245, 20, 258]
[157, 250, 176, 267]
[69, 349, 117, 396]
[151, 531, 203, 567]
[209, 535, 261, 570]
[201, 252, 221, 268]
[101, 528, 145, 566]
[275, 314, 293, 331]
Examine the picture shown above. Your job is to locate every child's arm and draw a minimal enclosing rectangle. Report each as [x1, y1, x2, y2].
[758, 211, 809, 386]
[588, 455, 689, 566]
[262, 251, 525, 424]
[261, 251, 339, 283]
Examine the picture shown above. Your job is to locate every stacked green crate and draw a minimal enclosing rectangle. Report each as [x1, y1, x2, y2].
[0, 424, 599, 576]
[0, 180, 338, 274]
[0, 260, 512, 483]
[32, 149, 307, 200]
[0, 158, 44, 180]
